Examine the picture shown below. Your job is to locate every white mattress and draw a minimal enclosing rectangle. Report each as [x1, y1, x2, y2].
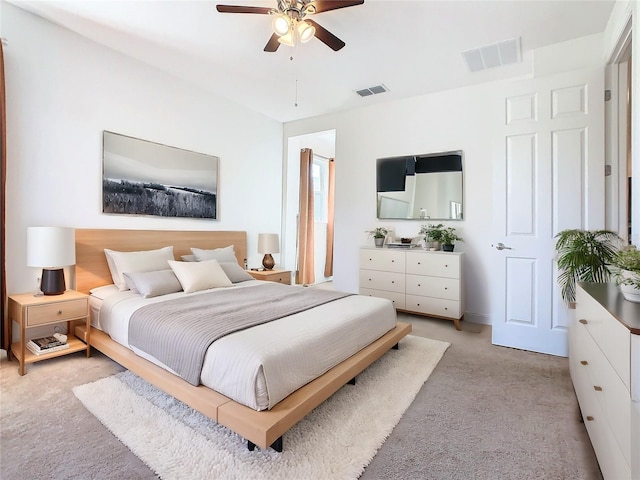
[94, 281, 397, 410]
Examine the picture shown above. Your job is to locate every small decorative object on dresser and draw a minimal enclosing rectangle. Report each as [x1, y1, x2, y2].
[366, 227, 388, 248]
[612, 247, 640, 303]
[554, 229, 621, 306]
[440, 227, 462, 252]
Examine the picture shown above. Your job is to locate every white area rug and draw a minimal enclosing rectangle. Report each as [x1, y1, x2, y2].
[73, 335, 449, 480]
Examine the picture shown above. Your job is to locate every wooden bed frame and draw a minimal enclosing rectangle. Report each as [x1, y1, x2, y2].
[74, 228, 412, 451]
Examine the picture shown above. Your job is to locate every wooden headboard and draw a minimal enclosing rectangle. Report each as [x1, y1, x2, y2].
[74, 229, 247, 294]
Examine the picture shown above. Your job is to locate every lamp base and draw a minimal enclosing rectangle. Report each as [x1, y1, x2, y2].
[41, 268, 66, 295]
[262, 254, 275, 271]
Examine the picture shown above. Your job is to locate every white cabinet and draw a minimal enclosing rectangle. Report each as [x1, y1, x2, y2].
[571, 284, 640, 480]
[359, 247, 464, 330]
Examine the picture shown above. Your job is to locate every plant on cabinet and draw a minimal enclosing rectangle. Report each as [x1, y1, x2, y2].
[366, 227, 389, 247]
[554, 229, 621, 306]
[612, 247, 640, 303]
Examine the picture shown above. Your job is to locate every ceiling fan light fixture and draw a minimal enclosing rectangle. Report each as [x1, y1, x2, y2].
[277, 30, 296, 47]
[272, 14, 291, 36]
[297, 20, 315, 43]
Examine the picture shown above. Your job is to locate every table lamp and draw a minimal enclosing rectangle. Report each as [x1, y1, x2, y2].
[27, 226, 76, 295]
[258, 233, 280, 270]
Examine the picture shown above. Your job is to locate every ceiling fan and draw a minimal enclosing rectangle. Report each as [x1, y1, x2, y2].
[216, 0, 364, 52]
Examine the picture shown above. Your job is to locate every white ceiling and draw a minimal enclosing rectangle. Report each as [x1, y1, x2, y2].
[8, 0, 615, 123]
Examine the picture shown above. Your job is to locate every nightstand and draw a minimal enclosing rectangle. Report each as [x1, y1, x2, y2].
[248, 269, 292, 285]
[8, 290, 90, 375]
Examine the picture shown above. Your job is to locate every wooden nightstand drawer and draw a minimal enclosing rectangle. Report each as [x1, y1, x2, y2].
[26, 298, 88, 326]
[248, 269, 291, 285]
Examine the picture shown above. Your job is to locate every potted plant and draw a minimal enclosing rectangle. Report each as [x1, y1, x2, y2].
[419, 223, 445, 250]
[612, 247, 640, 303]
[441, 227, 462, 252]
[366, 227, 388, 247]
[554, 229, 621, 306]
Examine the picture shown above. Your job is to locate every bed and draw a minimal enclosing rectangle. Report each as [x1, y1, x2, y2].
[74, 229, 412, 451]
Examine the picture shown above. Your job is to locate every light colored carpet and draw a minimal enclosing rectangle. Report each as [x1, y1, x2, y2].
[72, 335, 449, 480]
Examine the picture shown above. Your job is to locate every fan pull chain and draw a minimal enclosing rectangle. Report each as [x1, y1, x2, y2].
[290, 54, 298, 108]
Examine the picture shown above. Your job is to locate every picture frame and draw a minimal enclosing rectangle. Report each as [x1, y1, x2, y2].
[102, 131, 218, 219]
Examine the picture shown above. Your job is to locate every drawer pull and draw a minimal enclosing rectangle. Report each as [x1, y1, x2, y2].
[417, 262, 421, 265]
[444, 287, 448, 290]
[444, 307, 448, 310]
[391, 281, 395, 284]
[57, 310, 62, 315]
[578, 319, 588, 325]
[418, 283, 421, 287]
[445, 264, 448, 268]
[593, 386, 603, 392]
[586, 416, 594, 422]
[580, 360, 588, 366]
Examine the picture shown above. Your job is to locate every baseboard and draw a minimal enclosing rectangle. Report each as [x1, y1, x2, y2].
[463, 312, 492, 325]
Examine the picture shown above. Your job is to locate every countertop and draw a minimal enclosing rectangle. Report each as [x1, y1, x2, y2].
[579, 282, 640, 335]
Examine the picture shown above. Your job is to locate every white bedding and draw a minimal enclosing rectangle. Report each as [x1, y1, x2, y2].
[94, 280, 397, 410]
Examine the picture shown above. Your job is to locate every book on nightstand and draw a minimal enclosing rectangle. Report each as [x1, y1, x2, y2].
[27, 335, 69, 355]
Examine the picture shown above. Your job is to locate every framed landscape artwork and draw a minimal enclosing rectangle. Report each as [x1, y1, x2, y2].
[102, 131, 218, 219]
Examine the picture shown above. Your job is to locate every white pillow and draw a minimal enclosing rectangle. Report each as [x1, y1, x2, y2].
[89, 284, 120, 300]
[104, 246, 175, 291]
[168, 259, 233, 293]
[191, 245, 236, 263]
[123, 269, 183, 298]
[219, 262, 254, 283]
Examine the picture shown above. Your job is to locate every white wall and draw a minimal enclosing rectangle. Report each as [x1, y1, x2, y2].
[3, 3, 284, 294]
[284, 33, 608, 325]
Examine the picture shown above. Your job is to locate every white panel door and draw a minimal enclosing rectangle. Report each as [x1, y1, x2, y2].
[491, 68, 604, 356]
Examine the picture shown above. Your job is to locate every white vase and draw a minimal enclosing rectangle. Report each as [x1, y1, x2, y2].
[620, 283, 640, 303]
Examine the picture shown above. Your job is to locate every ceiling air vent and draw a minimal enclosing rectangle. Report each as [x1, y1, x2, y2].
[462, 37, 521, 72]
[356, 84, 389, 97]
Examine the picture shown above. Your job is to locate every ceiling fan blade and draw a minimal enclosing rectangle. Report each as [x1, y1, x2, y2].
[264, 33, 281, 52]
[306, 19, 346, 51]
[216, 5, 273, 14]
[308, 0, 364, 14]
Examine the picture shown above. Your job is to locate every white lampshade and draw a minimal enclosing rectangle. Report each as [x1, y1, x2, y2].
[27, 227, 76, 268]
[277, 30, 296, 47]
[272, 14, 291, 36]
[297, 20, 315, 43]
[258, 233, 280, 254]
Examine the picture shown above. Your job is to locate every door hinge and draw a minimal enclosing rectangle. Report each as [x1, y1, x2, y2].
[605, 164, 612, 176]
[605, 89, 612, 101]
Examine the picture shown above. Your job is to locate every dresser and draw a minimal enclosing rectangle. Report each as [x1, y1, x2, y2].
[359, 247, 464, 330]
[570, 283, 640, 480]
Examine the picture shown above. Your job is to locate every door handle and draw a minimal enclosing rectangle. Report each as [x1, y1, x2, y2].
[494, 242, 513, 251]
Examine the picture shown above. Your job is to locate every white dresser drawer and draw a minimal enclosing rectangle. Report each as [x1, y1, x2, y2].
[405, 295, 461, 319]
[576, 288, 631, 391]
[572, 320, 631, 467]
[359, 270, 405, 293]
[359, 249, 405, 273]
[359, 288, 405, 309]
[406, 252, 460, 278]
[405, 274, 459, 301]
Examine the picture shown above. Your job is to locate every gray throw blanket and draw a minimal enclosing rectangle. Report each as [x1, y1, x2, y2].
[128, 283, 352, 385]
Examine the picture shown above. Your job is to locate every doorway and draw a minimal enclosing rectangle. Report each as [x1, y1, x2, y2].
[605, 16, 632, 243]
[283, 130, 336, 285]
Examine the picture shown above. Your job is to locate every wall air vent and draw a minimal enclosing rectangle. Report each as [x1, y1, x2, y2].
[462, 37, 521, 72]
[356, 84, 389, 97]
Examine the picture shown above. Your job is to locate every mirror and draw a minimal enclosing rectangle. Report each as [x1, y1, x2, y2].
[376, 150, 463, 220]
